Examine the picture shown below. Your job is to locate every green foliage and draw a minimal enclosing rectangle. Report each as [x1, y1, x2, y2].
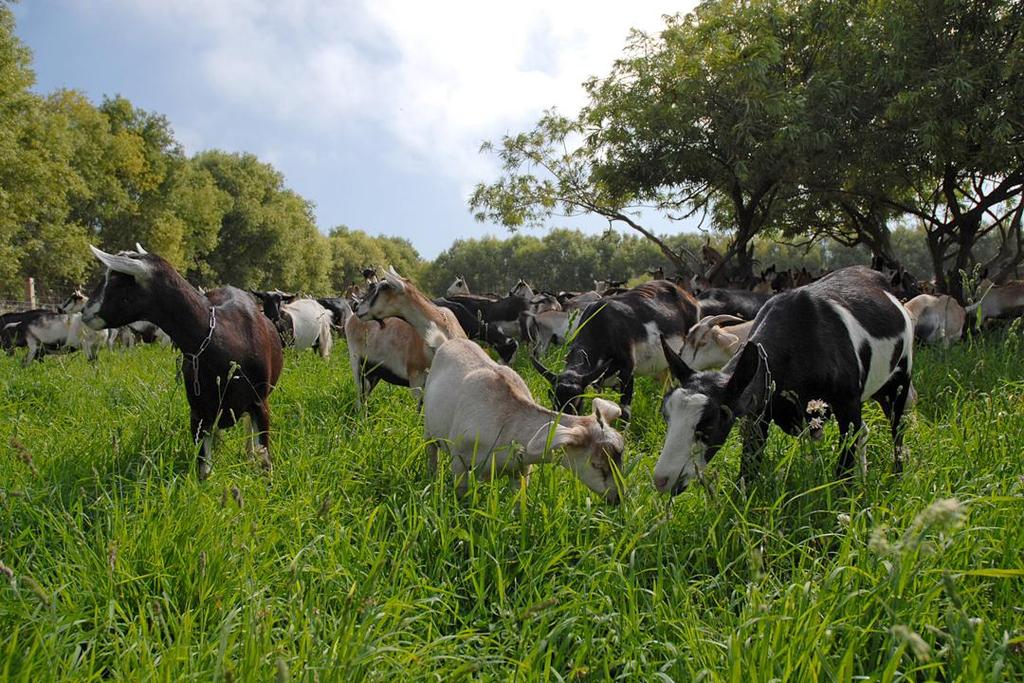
[326, 226, 423, 292]
[475, 0, 1024, 291]
[1, 329, 1023, 679]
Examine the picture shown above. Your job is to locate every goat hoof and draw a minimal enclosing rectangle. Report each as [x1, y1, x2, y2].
[258, 449, 273, 473]
[198, 461, 212, 480]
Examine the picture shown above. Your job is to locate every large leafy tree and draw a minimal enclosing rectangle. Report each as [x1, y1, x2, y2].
[195, 150, 329, 292]
[584, 0, 837, 285]
[0, 5, 90, 297]
[865, 0, 1024, 296]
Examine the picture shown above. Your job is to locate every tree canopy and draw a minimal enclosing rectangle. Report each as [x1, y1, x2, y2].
[473, 0, 1024, 298]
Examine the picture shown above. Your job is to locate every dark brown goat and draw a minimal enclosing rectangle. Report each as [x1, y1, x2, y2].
[83, 246, 284, 479]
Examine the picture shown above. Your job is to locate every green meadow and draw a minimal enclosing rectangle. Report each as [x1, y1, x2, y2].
[1, 329, 1023, 681]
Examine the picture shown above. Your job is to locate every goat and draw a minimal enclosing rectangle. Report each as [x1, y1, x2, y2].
[677, 314, 752, 370]
[531, 280, 700, 419]
[509, 278, 534, 300]
[697, 288, 773, 320]
[354, 267, 467, 359]
[447, 276, 471, 297]
[344, 298, 431, 408]
[435, 297, 518, 364]
[424, 337, 625, 502]
[966, 281, 1024, 323]
[129, 320, 172, 345]
[558, 290, 602, 312]
[83, 246, 283, 479]
[251, 290, 333, 358]
[13, 311, 74, 365]
[654, 266, 914, 495]
[519, 309, 579, 353]
[317, 297, 352, 334]
[58, 288, 111, 359]
[904, 294, 966, 347]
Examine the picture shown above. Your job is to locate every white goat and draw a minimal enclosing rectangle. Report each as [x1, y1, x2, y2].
[904, 294, 966, 347]
[677, 314, 753, 370]
[424, 338, 625, 502]
[283, 298, 334, 358]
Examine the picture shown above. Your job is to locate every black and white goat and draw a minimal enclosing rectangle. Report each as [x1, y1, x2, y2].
[655, 266, 914, 495]
[435, 297, 519, 364]
[447, 276, 472, 297]
[83, 246, 284, 479]
[532, 280, 700, 419]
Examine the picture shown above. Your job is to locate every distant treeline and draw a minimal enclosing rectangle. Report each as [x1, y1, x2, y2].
[419, 226, 1006, 297]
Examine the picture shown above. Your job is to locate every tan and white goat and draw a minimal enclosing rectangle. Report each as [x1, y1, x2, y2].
[354, 267, 466, 357]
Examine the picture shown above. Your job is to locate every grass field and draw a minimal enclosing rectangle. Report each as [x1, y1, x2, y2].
[2, 328, 1024, 681]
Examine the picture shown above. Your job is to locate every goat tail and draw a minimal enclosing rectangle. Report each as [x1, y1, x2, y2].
[318, 315, 333, 359]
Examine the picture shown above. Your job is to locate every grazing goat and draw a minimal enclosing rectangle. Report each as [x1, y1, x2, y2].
[435, 297, 518, 364]
[83, 246, 283, 479]
[317, 297, 351, 334]
[13, 311, 75, 365]
[677, 314, 752, 370]
[519, 309, 579, 353]
[966, 281, 1024, 323]
[697, 288, 772, 320]
[532, 280, 700, 419]
[904, 294, 966, 347]
[424, 338, 625, 502]
[655, 266, 914, 495]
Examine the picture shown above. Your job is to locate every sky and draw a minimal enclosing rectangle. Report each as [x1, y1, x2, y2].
[13, 0, 699, 259]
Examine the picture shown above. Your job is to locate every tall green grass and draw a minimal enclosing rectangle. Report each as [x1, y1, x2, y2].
[1, 329, 1023, 681]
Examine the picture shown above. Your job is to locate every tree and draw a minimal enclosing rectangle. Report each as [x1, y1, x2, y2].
[195, 151, 328, 291]
[866, 0, 1024, 297]
[469, 112, 701, 277]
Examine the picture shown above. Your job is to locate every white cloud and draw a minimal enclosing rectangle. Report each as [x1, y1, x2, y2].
[99, 0, 695, 185]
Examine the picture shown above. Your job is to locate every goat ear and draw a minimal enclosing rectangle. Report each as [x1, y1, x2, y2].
[714, 329, 740, 352]
[591, 397, 622, 428]
[722, 342, 769, 416]
[661, 334, 694, 384]
[134, 242, 148, 255]
[90, 245, 151, 282]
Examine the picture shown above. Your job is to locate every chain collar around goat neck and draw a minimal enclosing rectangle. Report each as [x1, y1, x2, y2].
[183, 306, 217, 395]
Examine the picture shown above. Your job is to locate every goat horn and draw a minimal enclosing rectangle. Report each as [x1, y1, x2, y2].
[697, 314, 745, 328]
[582, 357, 613, 385]
[530, 353, 558, 385]
[90, 245, 152, 281]
[135, 242, 148, 254]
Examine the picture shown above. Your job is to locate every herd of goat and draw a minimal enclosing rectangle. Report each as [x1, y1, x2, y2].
[3, 244, 1024, 500]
